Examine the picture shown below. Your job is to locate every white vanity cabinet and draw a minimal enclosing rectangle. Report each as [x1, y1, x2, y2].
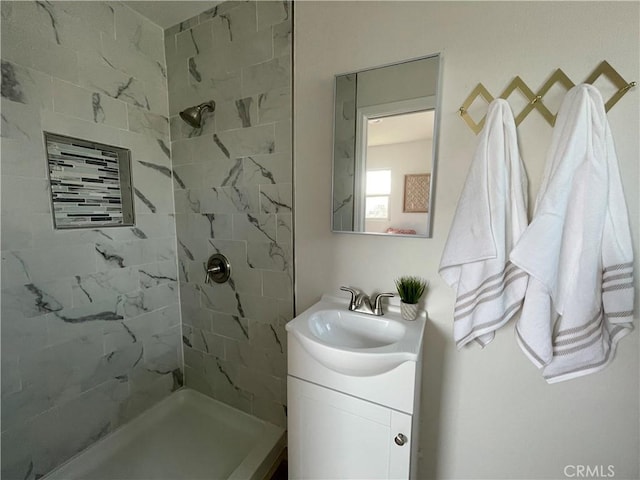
[288, 376, 413, 479]
[286, 295, 426, 480]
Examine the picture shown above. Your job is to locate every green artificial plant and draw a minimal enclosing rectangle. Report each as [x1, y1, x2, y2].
[394, 276, 427, 305]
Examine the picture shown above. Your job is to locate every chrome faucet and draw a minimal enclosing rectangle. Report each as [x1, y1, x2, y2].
[340, 287, 395, 316]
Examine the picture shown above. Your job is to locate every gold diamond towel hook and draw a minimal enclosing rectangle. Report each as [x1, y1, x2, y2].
[459, 83, 494, 134]
[584, 60, 634, 111]
[499, 76, 538, 126]
[534, 69, 575, 126]
[458, 61, 636, 134]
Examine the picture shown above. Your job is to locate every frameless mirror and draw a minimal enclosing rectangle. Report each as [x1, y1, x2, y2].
[332, 54, 441, 237]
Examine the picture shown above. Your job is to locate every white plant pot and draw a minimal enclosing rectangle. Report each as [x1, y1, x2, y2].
[400, 301, 418, 321]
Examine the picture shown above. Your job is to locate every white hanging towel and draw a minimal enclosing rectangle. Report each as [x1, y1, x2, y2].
[510, 84, 634, 383]
[439, 99, 529, 348]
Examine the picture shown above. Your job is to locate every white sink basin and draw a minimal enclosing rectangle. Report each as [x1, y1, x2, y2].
[308, 309, 406, 348]
[286, 295, 426, 376]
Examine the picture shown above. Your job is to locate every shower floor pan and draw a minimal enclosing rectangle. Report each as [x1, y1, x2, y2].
[43, 388, 286, 480]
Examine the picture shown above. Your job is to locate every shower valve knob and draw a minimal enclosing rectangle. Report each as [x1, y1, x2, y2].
[204, 253, 231, 284]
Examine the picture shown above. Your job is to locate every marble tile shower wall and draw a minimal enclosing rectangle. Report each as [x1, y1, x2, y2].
[165, 1, 292, 427]
[1, 2, 181, 478]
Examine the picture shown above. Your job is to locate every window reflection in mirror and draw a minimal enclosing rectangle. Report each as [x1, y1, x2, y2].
[365, 169, 391, 220]
[332, 54, 441, 238]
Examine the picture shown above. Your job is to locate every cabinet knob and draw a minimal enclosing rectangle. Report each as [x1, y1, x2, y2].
[394, 433, 408, 446]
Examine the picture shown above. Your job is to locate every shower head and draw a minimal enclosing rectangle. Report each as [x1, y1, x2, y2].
[179, 101, 216, 128]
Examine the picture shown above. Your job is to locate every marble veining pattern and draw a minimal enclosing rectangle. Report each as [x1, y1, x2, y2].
[1, 1, 180, 479]
[188, 57, 202, 83]
[167, 0, 291, 427]
[236, 97, 253, 127]
[1, 1, 292, 477]
[1, 61, 25, 103]
[134, 187, 157, 213]
[92, 92, 106, 122]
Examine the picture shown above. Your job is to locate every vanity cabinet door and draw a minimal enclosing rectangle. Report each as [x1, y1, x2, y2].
[288, 376, 412, 480]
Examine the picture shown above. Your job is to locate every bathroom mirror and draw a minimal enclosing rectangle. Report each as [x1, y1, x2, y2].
[332, 53, 441, 237]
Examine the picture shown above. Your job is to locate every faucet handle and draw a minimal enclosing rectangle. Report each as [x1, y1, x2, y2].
[372, 292, 395, 315]
[340, 286, 360, 310]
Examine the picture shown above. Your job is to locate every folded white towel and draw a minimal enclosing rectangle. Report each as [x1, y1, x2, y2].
[510, 84, 634, 383]
[439, 99, 529, 348]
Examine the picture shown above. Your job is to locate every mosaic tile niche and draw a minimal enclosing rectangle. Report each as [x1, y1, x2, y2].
[44, 132, 135, 229]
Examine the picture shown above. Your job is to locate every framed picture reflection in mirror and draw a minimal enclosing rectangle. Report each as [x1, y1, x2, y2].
[403, 173, 430, 213]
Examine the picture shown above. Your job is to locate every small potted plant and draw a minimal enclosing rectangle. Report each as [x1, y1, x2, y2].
[394, 276, 427, 321]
